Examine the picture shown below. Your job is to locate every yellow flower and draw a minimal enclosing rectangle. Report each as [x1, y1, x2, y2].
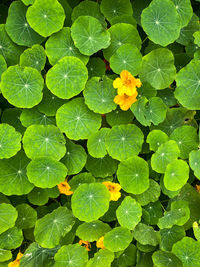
[114, 91, 138, 111]
[57, 180, 73, 196]
[102, 181, 121, 201]
[96, 236, 105, 249]
[79, 240, 91, 251]
[8, 252, 23, 267]
[113, 70, 142, 96]
[196, 184, 200, 193]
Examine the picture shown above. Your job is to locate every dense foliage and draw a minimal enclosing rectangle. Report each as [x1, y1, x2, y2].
[0, 0, 200, 266]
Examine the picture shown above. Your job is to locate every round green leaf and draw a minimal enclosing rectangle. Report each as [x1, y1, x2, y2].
[157, 88, 177, 107]
[0, 123, 21, 159]
[34, 207, 75, 248]
[104, 227, 133, 252]
[140, 48, 176, 89]
[194, 31, 200, 47]
[87, 128, 110, 158]
[54, 244, 88, 267]
[172, 0, 193, 27]
[133, 223, 159, 246]
[143, 201, 163, 225]
[61, 139, 87, 175]
[0, 249, 12, 262]
[15, 203, 37, 229]
[160, 225, 185, 251]
[105, 124, 144, 161]
[56, 97, 102, 140]
[0, 55, 6, 81]
[1, 65, 44, 108]
[106, 107, 134, 127]
[26, 0, 65, 37]
[0, 151, 34, 196]
[68, 172, 95, 192]
[152, 251, 182, 267]
[85, 155, 118, 178]
[45, 27, 88, 66]
[100, 0, 133, 22]
[110, 15, 137, 27]
[46, 56, 88, 99]
[84, 76, 117, 114]
[146, 130, 168, 152]
[28, 187, 49, 206]
[110, 44, 142, 75]
[172, 237, 200, 267]
[164, 159, 189, 191]
[170, 126, 198, 159]
[71, 183, 110, 222]
[189, 150, 200, 180]
[27, 157, 68, 188]
[71, 16, 110, 56]
[0, 203, 17, 235]
[87, 57, 106, 79]
[76, 220, 111, 242]
[116, 196, 142, 230]
[116, 244, 137, 267]
[103, 23, 141, 60]
[141, 0, 181, 46]
[151, 140, 180, 173]
[117, 156, 149, 194]
[20, 44, 46, 71]
[1, 108, 25, 134]
[0, 227, 23, 250]
[89, 249, 114, 267]
[5, 1, 44, 47]
[175, 60, 200, 110]
[23, 124, 66, 160]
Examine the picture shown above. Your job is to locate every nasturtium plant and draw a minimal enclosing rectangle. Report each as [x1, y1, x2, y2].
[0, 0, 200, 265]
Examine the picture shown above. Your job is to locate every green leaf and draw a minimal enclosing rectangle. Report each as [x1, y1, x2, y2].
[110, 15, 137, 27]
[116, 196, 142, 230]
[171, 0, 193, 27]
[71, 16, 110, 56]
[164, 159, 189, 191]
[0, 227, 23, 249]
[103, 23, 141, 60]
[151, 140, 180, 173]
[45, 27, 88, 66]
[27, 157, 68, 188]
[133, 179, 161, 206]
[106, 107, 134, 127]
[189, 150, 200, 180]
[86, 57, 106, 79]
[68, 172, 95, 192]
[132, 223, 159, 246]
[1, 108, 25, 134]
[46, 56, 88, 99]
[88, 249, 114, 267]
[15, 203, 37, 229]
[140, 48, 176, 89]
[157, 88, 177, 107]
[175, 60, 200, 110]
[83, 76, 117, 114]
[56, 97, 102, 140]
[0, 249, 12, 262]
[152, 251, 182, 267]
[87, 128, 110, 158]
[71, 183, 110, 222]
[105, 124, 144, 161]
[54, 244, 88, 267]
[23, 124, 66, 160]
[28, 187, 49, 206]
[76, 220, 111, 242]
[172, 237, 200, 267]
[117, 156, 149, 194]
[110, 44, 142, 75]
[26, 0, 65, 37]
[0, 203, 17, 235]
[143, 201, 163, 225]
[5, 1, 44, 47]
[159, 225, 185, 251]
[104, 227, 133, 252]
[194, 31, 200, 47]
[116, 244, 137, 267]
[0, 55, 6, 81]
[34, 207, 75, 248]
[0, 151, 34, 196]
[193, 221, 200, 242]
[61, 139, 87, 175]
[0, 123, 21, 159]
[146, 130, 168, 152]
[20, 242, 58, 267]
[1, 65, 44, 108]
[20, 44, 46, 71]
[141, 0, 181, 46]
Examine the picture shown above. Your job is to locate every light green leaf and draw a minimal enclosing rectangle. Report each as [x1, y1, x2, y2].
[189, 150, 200, 180]
[28, 187, 49, 206]
[194, 31, 200, 47]
[133, 223, 159, 246]
[117, 156, 149, 194]
[15, 203, 37, 229]
[88, 249, 114, 267]
[0, 249, 12, 262]
[0, 203, 17, 235]
[193, 221, 200, 242]
[0, 55, 6, 81]
[106, 107, 134, 127]
[0, 227, 23, 250]
[146, 130, 168, 152]
[68, 172, 95, 192]
[34, 207, 75, 248]
[172, 0, 193, 27]
[152, 251, 182, 267]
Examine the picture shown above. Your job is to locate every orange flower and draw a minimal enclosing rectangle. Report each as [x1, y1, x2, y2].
[79, 240, 91, 251]
[96, 236, 105, 249]
[8, 252, 23, 267]
[196, 184, 200, 193]
[57, 180, 73, 196]
[102, 181, 121, 201]
[114, 91, 138, 111]
[113, 70, 142, 96]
